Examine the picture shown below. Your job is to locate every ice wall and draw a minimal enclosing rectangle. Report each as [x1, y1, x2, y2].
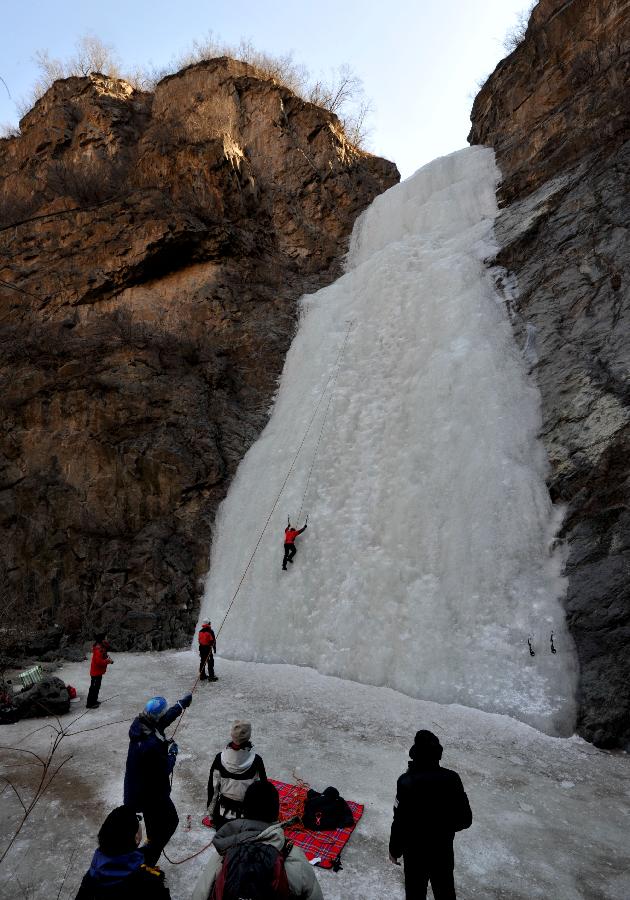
[201, 146, 577, 735]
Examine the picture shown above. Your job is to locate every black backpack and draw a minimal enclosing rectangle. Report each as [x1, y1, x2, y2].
[211, 841, 291, 900]
[303, 787, 355, 830]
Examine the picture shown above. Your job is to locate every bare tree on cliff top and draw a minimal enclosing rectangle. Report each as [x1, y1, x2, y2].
[23, 30, 372, 147]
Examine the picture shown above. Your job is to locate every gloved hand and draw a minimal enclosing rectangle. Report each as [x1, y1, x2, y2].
[179, 693, 193, 709]
[168, 741, 179, 757]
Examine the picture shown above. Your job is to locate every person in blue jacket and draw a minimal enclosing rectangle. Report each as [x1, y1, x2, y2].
[123, 693, 192, 866]
[75, 805, 170, 899]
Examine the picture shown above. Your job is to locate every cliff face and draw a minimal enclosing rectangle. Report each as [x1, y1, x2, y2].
[470, 0, 630, 747]
[0, 59, 399, 657]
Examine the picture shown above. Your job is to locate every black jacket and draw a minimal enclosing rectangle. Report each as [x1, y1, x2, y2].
[389, 759, 472, 858]
[75, 847, 171, 899]
[123, 705, 183, 810]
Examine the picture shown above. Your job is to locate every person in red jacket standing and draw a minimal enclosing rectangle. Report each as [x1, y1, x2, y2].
[86, 632, 114, 709]
[198, 620, 217, 681]
[282, 518, 307, 571]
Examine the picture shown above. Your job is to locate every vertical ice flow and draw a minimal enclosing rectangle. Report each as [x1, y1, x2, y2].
[201, 146, 577, 735]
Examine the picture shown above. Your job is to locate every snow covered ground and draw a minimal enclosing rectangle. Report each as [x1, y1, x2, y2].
[1, 650, 629, 900]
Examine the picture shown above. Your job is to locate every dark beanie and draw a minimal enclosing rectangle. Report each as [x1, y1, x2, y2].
[243, 781, 280, 823]
[409, 729, 443, 762]
[94, 632, 106, 643]
[98, 806, 139, 856]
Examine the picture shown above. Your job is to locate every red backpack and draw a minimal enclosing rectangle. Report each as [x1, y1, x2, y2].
[211, 840, 291, 900]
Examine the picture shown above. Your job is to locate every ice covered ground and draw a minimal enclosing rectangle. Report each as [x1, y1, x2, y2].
[201, 146, 577, 735]
[1, 650, 629, 900]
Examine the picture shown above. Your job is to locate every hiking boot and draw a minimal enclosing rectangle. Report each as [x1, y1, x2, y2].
[86, 702, 101, 709]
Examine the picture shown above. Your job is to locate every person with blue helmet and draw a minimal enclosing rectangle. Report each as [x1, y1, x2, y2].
[123, 692, 192, 866]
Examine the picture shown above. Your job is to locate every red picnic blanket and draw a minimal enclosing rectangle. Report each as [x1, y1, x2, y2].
[270, 778, 363, 870]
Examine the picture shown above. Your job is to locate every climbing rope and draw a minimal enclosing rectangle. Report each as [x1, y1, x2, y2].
[212, 319, 355, 643]
[296, 320, 353, 523]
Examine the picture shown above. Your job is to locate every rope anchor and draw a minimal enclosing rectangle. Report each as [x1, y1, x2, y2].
[550, 632, 556, 654]
[527, 636, 535, 657]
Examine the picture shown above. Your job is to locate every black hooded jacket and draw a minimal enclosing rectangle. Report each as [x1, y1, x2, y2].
[389, 759, 472, 859]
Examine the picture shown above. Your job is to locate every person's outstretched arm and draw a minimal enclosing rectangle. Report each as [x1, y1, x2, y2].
[160, 693, 192, 730]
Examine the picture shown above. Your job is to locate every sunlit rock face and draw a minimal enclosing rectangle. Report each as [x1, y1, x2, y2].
[470, 0, 630, 747]
[0, 59, 399, 657]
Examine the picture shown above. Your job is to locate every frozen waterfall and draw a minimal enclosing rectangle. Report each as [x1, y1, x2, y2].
[200, 146, 577, 736]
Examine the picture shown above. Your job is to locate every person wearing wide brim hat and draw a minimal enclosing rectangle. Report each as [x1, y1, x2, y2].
[389, 730, 472, 900]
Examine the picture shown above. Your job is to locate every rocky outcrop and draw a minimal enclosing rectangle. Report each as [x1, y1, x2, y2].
[0, 59, 399, 657]
[470, 0, 630, 747]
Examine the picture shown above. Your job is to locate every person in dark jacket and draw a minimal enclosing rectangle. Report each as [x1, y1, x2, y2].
[282, 519, 307, 570]
[198, 620, 217, 681]
[86, 633, 114, 709]
[123, 693, 192, 865]
[192, 781, 323, 900]
[75, 805, 170, 899]
[389, 730, 472, 900]
[207, 720, 267, 829]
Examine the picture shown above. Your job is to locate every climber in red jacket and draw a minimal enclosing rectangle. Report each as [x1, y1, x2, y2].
[198, 621, 217, 681]
[282, 518, 307, 571]
[86, 633, 114, 709]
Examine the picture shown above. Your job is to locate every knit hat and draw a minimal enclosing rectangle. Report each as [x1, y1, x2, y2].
[409, 729, 443, 761]
[231, 720, 252, 744]
[243, 781, 280, 823]
[98, 806, 140, 856]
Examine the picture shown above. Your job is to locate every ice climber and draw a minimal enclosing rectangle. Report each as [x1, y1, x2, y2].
[75, 805, 171, 899]
[192, 780, 324, 900]
[198, 620, 217, 681]
[389, 730, 472, 900]
[282, 518, 307, 570]
[206, 720, 267, 829]
[86, 632, 114, 709]
[123, 693, 192, 866]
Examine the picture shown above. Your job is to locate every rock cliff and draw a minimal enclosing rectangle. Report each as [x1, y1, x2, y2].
[0, 59, 399, 658]
[470, 0, 630, 747]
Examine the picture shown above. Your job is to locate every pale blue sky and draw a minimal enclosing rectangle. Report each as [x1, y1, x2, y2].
[1, 0, 529, 178]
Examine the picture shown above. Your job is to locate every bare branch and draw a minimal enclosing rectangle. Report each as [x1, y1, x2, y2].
[0, 776, 28, 813]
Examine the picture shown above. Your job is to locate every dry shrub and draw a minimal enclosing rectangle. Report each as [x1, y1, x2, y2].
[503, 3, 536, 53]
[45, 156, 131, 205]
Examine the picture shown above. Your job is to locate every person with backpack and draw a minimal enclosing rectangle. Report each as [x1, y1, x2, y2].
[199, 620, 218, 681]
[191, 780, 323, 900]
[86, 633, 114, 709]
[389, 730, 472, 900]
[123, 693, 192, 866]
[282, 518, 307, 571]
[75, 805, 171, 899]
[207, 721, 267, 829]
